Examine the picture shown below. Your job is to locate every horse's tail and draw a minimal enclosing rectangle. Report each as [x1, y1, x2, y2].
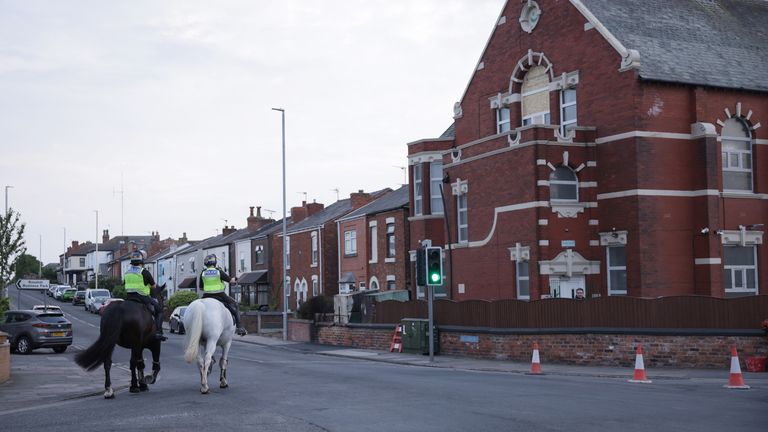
[183, 301, 204, 363]
[75, 306, 123, 371]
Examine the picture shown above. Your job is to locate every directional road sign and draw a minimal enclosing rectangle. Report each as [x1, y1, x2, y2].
[16, 279, 50, 290]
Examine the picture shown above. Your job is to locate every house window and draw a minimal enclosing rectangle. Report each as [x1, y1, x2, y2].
[607, 246, 627, 295]
[496, 107, 511, 133]
[550, 166, 578, 201]
[386, 223, 396, 258]
[257, 284, 269, 306]
[190, 258, 196, 273]
[387, 280, 396, 290]
[370, 225, 378, 263]
[457, 193, 468, 243]
[255, 246, 264, 264]
[344, 230, 357, 256]
[560, 89, 577, 134]
[370, 279, 379, 290]
[359, 282, 366, 291]
[413, 164, 423, 216]
[312, 278, 318, 296]
[79, 258, 85, 267]
[721, 118, 752, 191]
[516, 261, 530, 299]
[430, 162, 444, 214]
[311, 231, 318, 265]
[723, 246, 758, 296]
[521, 66, 550, 126]
[239, 252, 245, 272]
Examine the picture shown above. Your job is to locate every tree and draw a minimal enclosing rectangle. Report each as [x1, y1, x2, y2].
[0, 208, 26, 297]
[14, 253, 42, 280]
[42, 265, 58, 283]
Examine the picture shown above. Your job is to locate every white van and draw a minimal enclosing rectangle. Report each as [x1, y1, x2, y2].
[84, 289, 111, 313]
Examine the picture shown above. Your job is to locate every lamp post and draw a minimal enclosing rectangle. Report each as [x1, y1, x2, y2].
[272, 107, 287, 341]
[94, 210, 99, 290]
[4, 185, 13, 216]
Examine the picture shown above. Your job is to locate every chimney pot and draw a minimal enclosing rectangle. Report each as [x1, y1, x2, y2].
[250, 206, 255, 217]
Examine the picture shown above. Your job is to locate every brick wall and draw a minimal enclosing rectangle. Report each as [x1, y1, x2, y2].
[0, 332, 9, 384]
[315, 324, 768, 369]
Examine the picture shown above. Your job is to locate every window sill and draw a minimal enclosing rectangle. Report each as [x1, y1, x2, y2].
[550, 201, 586, 218]
[384, 258, 395, 263]
[368, 259, 378, 264]
[344, 254, 358, 258]
[310, 263, 318, 268]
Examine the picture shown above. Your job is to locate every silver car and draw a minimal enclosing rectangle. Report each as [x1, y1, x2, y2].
[0, 310, 73, 354]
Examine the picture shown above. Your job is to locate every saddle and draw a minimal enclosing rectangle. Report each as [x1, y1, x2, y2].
[126, 296, 155, 315]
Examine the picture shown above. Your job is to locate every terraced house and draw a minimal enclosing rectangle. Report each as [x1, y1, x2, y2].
[408, 0, 767, 300]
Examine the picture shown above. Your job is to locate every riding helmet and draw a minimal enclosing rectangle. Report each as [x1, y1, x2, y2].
[204, 254, 217, 267]
[129, 250, 144, 265]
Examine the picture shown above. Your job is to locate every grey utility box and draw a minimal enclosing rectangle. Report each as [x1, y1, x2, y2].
[400, 318, 439, 355]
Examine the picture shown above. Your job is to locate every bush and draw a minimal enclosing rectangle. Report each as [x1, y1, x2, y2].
[297, 295, 334, 320]
[168, 290, 199, 311]
[110, 284, 127, 299]
[0, 296, 9, 321]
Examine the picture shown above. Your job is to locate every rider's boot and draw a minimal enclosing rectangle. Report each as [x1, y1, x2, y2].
[229, 302, 248, 336]
[154, 311, 167, 341]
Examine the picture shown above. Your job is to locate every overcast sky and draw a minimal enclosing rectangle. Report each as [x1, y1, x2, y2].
[0, 0, 504, 264]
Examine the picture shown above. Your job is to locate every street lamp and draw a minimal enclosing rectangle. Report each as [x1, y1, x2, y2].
[4, 185, 13, 216]
[272, 107, 287, 341]
[94, 210, 99, 290]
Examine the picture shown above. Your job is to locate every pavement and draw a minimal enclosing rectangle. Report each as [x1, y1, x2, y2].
[2, 329, 766, 416]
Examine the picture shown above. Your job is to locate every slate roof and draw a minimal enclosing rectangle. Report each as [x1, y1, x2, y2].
[337, 185, 409, 222]
[439, 123, 456, 139]
[581, 0, 768, 92]
[286, 191, 390, 234]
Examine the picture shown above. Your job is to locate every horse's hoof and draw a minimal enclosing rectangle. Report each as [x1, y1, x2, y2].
[146, 376, 156, 385]
[220, 383, 229, 389]
[129, 386, 141, 393]
[200, 388, 209, 394]
[139, 385, 149, 392]
[104, 389, 115, 399]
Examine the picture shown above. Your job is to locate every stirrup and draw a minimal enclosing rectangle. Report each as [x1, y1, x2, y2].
[235, 327, 248, 336]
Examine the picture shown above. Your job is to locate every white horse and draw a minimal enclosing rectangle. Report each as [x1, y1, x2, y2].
[182, 297, 235, 394]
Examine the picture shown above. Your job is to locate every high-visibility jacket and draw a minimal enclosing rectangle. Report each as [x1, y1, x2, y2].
[124, 265, 150, 296]
[202, 267, 225, 293]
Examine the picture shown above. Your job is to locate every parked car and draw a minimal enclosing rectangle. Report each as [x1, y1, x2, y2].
[47, 285, 57, 297]
[169, 306, 187, 334]
[85, 288, 111, 313]
[75, 281, 88, 290]
[61, 288, 77, 302]
[98, 298, 124, 314]
[53, 286, 69, 301]
[32, 305, 63, 313]
[0, 310, 73, 354]
[72, 290, 86, 305]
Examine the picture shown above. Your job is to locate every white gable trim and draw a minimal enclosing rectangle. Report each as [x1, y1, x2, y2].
[569, 0, 640, 72]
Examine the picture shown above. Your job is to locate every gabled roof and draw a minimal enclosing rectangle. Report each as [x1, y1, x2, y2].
[439, 123, 456, 139]
[177, 235, 222, 256]
[99, 236, 154, 252]
[286, 190, 390, 234]
[337, 185, 409, 222]
[234, 219, 286, 242]
[578, 0, 768, 92]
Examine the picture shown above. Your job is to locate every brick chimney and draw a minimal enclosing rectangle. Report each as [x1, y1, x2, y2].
[151, 231, 160, 242]
[306, 200, 324, 217]
[71, 241, 79, 249]
[178, 232, 188, 243]
[222, 225, 237, 236]
[350, 190, 373, 210]
[102, 229, 110, 243]
[291, 201, 309, 224]
[247, 206, 272, 231]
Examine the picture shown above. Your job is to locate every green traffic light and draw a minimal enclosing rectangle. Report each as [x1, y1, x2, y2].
[430, 273, 440, 282]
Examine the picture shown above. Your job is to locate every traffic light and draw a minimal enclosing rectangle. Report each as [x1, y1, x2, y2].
[426, 246, 443, 286]
[416, 248, 426, 286]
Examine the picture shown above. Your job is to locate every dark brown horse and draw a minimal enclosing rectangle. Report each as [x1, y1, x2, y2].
[75, 285, 165, 398]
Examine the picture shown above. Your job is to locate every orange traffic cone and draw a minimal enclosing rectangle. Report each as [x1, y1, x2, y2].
[628, 345, 652, 383]
[529, 342, 542, 374]
[724, 345, 750, 389]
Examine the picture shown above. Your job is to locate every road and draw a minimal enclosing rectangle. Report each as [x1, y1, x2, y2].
[1, 288, 766, 431]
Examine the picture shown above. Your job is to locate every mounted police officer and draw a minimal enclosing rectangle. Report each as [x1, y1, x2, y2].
[124, 251, 167, 341]
[199, 254, 247, 336]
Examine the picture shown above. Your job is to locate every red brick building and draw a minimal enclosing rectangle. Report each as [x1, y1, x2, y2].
[408, 0, 767, 300]
[336, 185, 411, 294]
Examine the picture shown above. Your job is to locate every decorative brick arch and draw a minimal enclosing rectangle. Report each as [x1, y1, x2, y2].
[508, 49, 555, 93]
[716, 102, 762, 133]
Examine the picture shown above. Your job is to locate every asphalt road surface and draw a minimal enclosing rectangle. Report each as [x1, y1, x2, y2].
[2, 289, 766, 431]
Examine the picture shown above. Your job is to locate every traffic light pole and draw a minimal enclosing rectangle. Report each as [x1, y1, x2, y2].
[428, 283, 434, 363]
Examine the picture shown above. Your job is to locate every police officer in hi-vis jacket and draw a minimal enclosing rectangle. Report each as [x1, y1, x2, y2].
[124, 251, 167, 341]
[199, 254, 248, 336]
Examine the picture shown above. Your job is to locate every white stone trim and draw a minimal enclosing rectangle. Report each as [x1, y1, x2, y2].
[595, 131, 693, 144]
[597, 189, 720, 200]
[538, 219, 549, 226]
[588, 219, 599, 226]
[458, 201, 550, 248]
[579, 181, 597, 188]
[569, 0, 639, 72]
[539, 240, 550, 246]
[368, 220, 377, 228]
[509, 242, 531, 262]
[458, 283, 466, 294]
[551, 202, 587, 218]
[409, 250, 417, 262]
[755, 139, 768, 145]
[408, 151, 445, 164]
[444, 137, 596, 169]
[695, 258, 722, 265]
[386, 274, 396, 281]
[451, 178, 469, 196]
[719, 228, 764, 247]
[385, 217, 395, 224]
[600, 231, 628, 246]
[721, 192, 768, 200]
[537, 180, 550, 187]
[587, 161, 597, 167]
[498, 15, 507, 25]
[536, 159, 547, 165]
[384, 257, 396, 263]
[538, 249, 601, 276]
[589, 240, 600, 246]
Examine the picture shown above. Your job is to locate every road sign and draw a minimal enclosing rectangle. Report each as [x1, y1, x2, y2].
[16, 279, 50, 290]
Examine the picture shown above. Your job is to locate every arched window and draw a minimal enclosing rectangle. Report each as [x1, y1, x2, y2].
[521, 66, 550, 126]
[550, 166, 578, 201]
[721, 118, 752, 191]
